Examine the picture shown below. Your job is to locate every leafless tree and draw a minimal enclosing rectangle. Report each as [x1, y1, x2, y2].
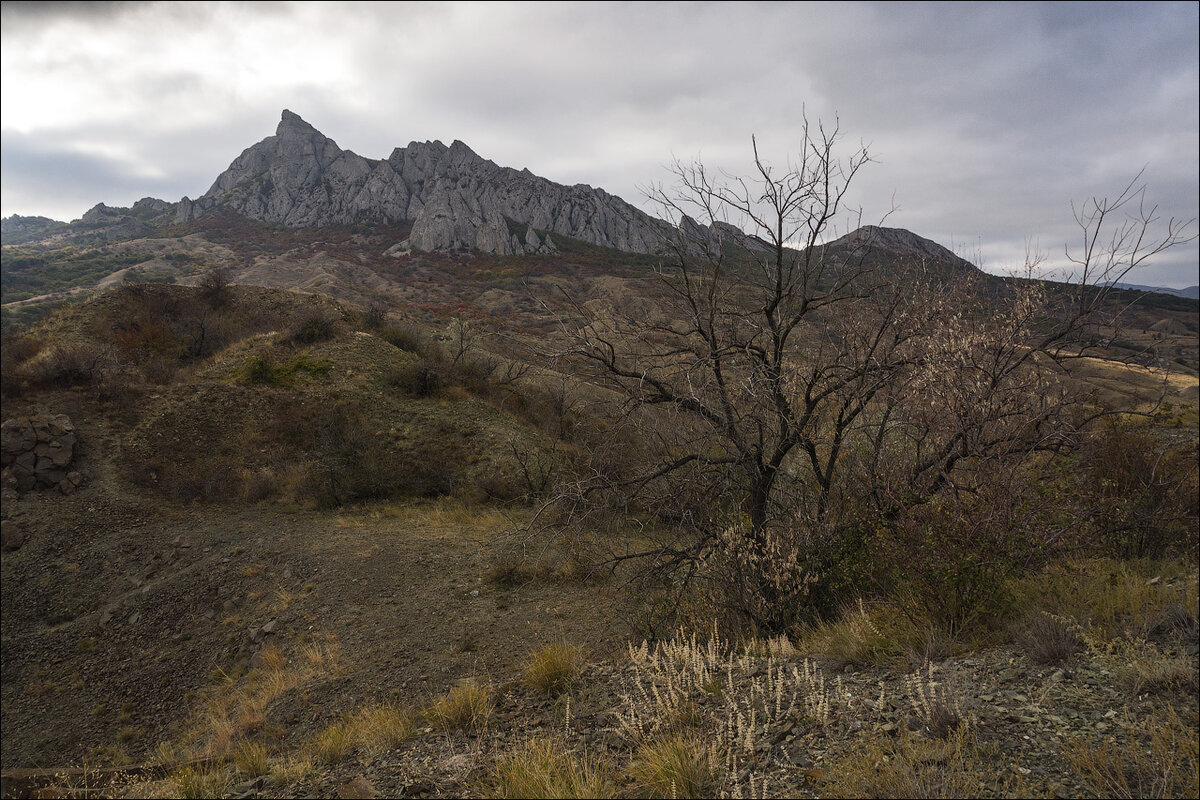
[536, 119, 1195, 635]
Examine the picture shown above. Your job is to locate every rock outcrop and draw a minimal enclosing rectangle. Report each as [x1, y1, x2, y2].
[1, 414, 84, 495]
[180, 110, 671, 255]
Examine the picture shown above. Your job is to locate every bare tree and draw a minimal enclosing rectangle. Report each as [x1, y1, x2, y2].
[539, 120, 1195, 635]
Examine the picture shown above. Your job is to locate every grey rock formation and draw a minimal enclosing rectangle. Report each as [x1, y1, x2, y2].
[1, 414, 84, 495]
[188, 110, 673, 255]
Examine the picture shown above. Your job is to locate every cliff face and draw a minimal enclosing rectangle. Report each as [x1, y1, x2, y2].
[177, 110, 669, 255]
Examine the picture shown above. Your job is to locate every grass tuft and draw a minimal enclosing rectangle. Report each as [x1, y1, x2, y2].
[627, 734, 717, 799]
[524, 642, 584, 696]
[490, 737, 614, 798]
[424, 680, 492, 733]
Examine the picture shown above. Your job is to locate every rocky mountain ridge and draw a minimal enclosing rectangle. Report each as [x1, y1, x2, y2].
[172, 110, 669, 256]
[3, 110, 984, 277]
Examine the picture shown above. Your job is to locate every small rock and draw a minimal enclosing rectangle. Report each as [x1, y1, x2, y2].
[337, 775, 378, 799]
[1, 520, 26, 552]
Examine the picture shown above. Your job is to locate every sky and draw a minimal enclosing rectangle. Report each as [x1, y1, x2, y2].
[2, 1, 1197, 288]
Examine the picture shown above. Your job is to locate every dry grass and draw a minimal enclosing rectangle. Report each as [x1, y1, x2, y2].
[305, 720, 356, 765]
[167, 636, 343, 760]
[348, 703, 415, 754]
[627, 734, 718, 799]
[489, 737, 614, 798]
[424, 680, 492, 733]
[524, 642, 584, 696]
[1011, 558, 1198, 643]
[819, 726, 992, 798]
[1018, 611, 1084, 665]
[233, 740, 269, 778]
[168, 765, 231, 800]
[797, 600, 914, 668]
[1064, 704, 1199, 799]
[267, 756, 317, 787]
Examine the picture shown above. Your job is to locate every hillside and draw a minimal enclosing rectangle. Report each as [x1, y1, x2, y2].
[2, 111, 1197, 800]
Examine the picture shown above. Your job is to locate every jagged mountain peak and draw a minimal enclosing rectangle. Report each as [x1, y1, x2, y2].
[173, 110, 667, 255]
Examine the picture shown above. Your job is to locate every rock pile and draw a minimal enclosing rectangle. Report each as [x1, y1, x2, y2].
[1, 414, 84, 495]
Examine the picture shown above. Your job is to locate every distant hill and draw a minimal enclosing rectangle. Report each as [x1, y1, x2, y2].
[1108, 282, 1199, 300]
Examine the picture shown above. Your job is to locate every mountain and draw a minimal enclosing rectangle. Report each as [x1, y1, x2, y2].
[818, 224, 983, 278]
[174, 110, 669, 256]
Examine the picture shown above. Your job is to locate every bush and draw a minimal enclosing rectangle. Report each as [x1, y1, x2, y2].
[1018, 612, 1083, 666]
[870, 470, 1069, 638]
[198, 264, 231, 307]
[387, 358, 445, 398]
[378, 323, 425, 353]
[289, 311, 337, 345]
[1080, 422, 1199, 559]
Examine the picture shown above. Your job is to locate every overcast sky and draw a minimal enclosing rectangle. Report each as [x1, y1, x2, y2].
[2, 1, 1197, 287]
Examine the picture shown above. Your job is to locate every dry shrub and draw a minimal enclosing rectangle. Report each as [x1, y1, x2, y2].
[820, 726, 991, 798]
[488, 549, 549, 587]
[1089, 634, 1199, 697]
[524, 642, 584, 696]
[288, 311, 338, 345]
[1081, 422, 1199, 559]
[627, 734, 717, 799]
[424, 680, 492, 733]
[490, 737, 614, 799]
[1018, 612, 1083, 666]
[1064, 704, 1199, 799]
[29, 343, 115, 387]
[1011, 558, 1198, 643]
[378, 323, 426, 353]
[387, 358, 445, 398]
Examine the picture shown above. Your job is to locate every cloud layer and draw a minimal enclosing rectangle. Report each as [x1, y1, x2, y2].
[3, 1, 1196, 286]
